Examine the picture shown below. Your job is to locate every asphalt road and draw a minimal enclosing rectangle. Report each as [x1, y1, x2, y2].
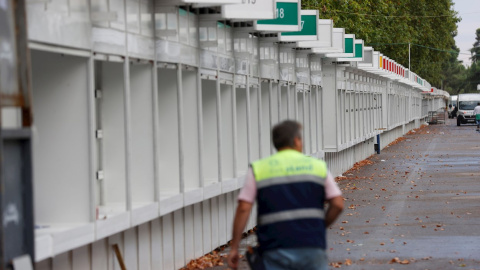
[197, 118, 480, 270]
[328, 118, 480, 269]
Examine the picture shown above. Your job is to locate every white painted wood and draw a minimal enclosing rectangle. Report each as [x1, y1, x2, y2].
[35, 234, 52, 262]
[123, 228, 138, 270]
[201, 200, 212, 253]
[193, 203, 204, 258]
[183, 206, 195, 263]
[218, 195, 227, 246]
[210, 197, 219, 249]
[96, 211, 131, 240]
[35, 259, 51, 270]
[201, 79, 219, 186]
[226, 192, 234, 239]
[220, 83, 235, 180]
[52, 224, 95, 256]
[100, 61, 128, 208]
[31, 51, 91, 224]
[150, 219, 163, 270]
[221, 178, 237, 194]
[108, 233, 123, 270]
[173, 210, 186, 269]
[183, 69, 201, 190]
[157, 68, 180, 194]
[138, 223, 152, 270]
[159, 193, 184, 216]
[236, 87, 248, 176]
[130, 63, 156, 205]
[250, 86, 260, 162]
[131, 202, 159, 227]
[161, 214, 175, 270]
[91, 239, 108, 270]
[52, 252, 71, 270]
[184, 188, 203, 207]
[260, 82, 271, 158]
[72, 245, 89, 270]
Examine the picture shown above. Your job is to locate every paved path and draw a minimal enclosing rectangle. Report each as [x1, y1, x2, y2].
[328, 119, 480, 269]
[200, 118, 480, 270]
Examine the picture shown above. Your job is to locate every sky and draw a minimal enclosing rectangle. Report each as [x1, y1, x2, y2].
[452, 0, 480, 66]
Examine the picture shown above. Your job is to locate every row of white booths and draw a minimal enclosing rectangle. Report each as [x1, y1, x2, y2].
[11, 0, 449, 268]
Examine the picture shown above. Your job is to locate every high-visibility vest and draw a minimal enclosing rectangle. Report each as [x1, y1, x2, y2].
[251, 149, 328, 252]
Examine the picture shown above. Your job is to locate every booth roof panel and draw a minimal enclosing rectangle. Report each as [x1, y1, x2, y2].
[222, 0, 276, 20]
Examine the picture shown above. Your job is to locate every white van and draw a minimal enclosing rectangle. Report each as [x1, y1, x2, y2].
[456, 93, 480, 126]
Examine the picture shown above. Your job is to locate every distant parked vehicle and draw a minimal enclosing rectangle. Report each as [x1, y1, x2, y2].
[456, 94, 480, 126]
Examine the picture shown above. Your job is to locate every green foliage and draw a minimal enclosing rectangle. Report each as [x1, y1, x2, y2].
[302, 0, 460, 88]
[470, 28, 480, 63]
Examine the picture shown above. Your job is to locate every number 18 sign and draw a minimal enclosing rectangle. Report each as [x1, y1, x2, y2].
[254, 0, 301, 32]
[222, 0, 276, 20]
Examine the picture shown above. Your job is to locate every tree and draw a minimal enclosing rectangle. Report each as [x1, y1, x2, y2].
[302, 0, 460, 88]
[441, 45, 467, 94]
[470, 28, 480, 64]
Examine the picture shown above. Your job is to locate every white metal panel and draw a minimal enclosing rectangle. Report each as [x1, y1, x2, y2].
[137, 223, 152, 270]
[31, 51, 91, 224]
[157, 68, 181, 194]
[202, 79, 220, 185]
[221, 84, 235, 179]
[161, 214, 174, 270]
[173, 210, 185, 269]
[218, 195, 227, 245]
[222, 0, 276, 20]
[210, 197, 220, 249]
[150, 219, 163, 270]
[193, 203, 204, 258]
[72, 246, 89, 270]
[123, 228, 138, 270]
[52, 252, 71, 270]
[296, 19, 333, 48]
[183, 69, 201, 190]
[201, 200, 212, 253]
[184, 206, 195, 263]
[27, 0, 92, 49]
[130, 63, 156, 204]
[235, 87, 249, 176]
[100, 61, 127, 209]
[91, 239, 108, 269]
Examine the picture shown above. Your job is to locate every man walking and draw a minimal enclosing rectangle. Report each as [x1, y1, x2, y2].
[474, 102, 480, 131]
[227, 120, 344, 270]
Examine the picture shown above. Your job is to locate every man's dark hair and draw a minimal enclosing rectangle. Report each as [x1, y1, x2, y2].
[272, 120, 302, 150]
[477, 102, 480, 105]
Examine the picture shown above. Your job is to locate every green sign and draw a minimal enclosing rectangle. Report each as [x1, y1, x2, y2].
[355, 43, 363, 58]
[345, 38, 354, 54]
[279, 10, 319, 41]
[258, 2, 297, 25]
[254, 1, 300, 32]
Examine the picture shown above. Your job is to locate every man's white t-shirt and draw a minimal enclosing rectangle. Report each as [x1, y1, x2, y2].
[473, 105, 480, 116]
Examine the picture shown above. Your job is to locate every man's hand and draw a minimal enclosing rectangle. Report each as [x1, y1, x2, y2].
[227, 248, 240, 269]
[325, 195, 344, 227]
[228, 201, 253, 269]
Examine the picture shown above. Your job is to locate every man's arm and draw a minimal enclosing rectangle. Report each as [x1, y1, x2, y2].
[325, 196, 344, 227]
[227, 200, 253, 269]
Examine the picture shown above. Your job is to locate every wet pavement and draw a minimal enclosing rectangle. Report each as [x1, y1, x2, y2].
[200, 118, 480, 270]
